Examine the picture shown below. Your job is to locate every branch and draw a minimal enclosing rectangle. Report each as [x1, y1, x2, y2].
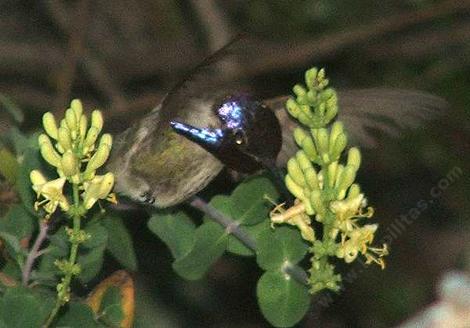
[22, 220, 49, 286]
[189, 196, 309, 285]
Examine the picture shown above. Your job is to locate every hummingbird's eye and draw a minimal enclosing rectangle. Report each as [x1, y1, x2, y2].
[234, 129, 245, 145]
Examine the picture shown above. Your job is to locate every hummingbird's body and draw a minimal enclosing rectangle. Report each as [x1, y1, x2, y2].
[109, 96, 224, 207]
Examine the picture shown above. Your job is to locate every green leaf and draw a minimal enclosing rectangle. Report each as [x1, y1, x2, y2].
[101, 216, 137, 271]
[148, 209, 196, 260]
[83, 223, 108, 249]
[0, 94, 24, 124]
[226, 220, 271, 256]
[4, 128, 38, 156]
[38, 245, 67, 277]
[0, 231, 23, 257]
[0, 146, 18, 184]
[0, 205, 34, 240]
[256, 226, 308, 271]
[257, 270, 311, 327]
[0, 287, 51, 328]
[78, 245, 106, 283]
[56, 302, 101, 328]
[1, 261, 22, 282]
[172, 221, 228, 280]
[15, 145, 41, 215]
[98, 286, 124, 326]
[230, 175, 279, 225]
[48, 227, 69, 251]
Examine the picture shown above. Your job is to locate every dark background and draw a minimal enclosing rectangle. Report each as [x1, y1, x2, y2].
[0, 1, 469, 327]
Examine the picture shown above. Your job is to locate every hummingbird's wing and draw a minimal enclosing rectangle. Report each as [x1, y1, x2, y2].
[156, 36, 249, 129]
[265, 88, 449, 166]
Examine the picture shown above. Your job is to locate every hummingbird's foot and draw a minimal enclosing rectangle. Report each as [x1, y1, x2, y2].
[140, 191, 155, 205]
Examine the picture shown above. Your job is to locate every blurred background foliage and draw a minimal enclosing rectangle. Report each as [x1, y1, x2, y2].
[0, 0, 468, 327]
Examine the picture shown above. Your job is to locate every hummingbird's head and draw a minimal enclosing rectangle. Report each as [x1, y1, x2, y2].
[170, 94, 282, 173]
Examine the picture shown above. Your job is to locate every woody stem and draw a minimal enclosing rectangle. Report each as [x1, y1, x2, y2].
[189, 196, 308, 285]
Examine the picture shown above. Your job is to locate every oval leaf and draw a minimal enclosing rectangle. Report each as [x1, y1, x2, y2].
[172, 221, 227, 280]
[102, 216, 137, 271]
[256, 226, 308, 271]
[257, 270, 311, 327]
[227, 220, 271, 256]
[230, 175, 279, 226]
[148, 209, 196, 260]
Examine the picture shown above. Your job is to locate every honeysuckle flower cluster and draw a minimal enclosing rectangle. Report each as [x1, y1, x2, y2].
[29, 99, 116, 323]
[30, 99, 116, 218]
[270, 68, 388, 294]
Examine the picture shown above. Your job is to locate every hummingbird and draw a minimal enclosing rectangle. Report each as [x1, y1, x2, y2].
[108, 42, 448, 208]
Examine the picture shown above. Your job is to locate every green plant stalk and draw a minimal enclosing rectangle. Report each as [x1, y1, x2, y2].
[44, 184, 82, 327]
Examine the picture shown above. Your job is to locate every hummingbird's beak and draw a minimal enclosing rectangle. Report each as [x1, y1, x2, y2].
[170, 120, 224, 152]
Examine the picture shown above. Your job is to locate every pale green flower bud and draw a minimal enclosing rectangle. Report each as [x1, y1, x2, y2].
[286, 98, 301, 117]
[79, 114, 88, 141]
[305, 67, 318, 90]
[91, 110, 103, 132]
[329, 122, 344, 150]
[336, 165, 357, 194]
[324, 93, 338, 123]
[347, 184, 361, 199]
[99, 133, 112, 148]
[84, 127, 99, 147]
[70, 99, 83, 121]
[302, 135, 317, 161]
[65, 108, 77, 132]
[38, 134, 61, 167]
[304, 167, 320, 190]
[315, 128, 329, 157]
[347, 147, 361, 170]
[56, 143, 65, 154]
[86, 144, 110, 172]
[317, 67, 325, 79]
[310, 190, 326, 219]
[293, 128, 308, 146]
[333, 164, 344, 187]
[327, 161, 338, 188]
[285, 175, 305, 201]
[295, 150, 312, 171]
[331, 133, 347, 160]
[287, 158, 305, 187]
[297, 110, 313, 127]
[306, 90, 316, 104]
[30, 169, 47, 186]
[293, 85, 306, 99]
[42, 112, 58, 140]
[61, 150, 79, 177]
[58, 127, 72, 152]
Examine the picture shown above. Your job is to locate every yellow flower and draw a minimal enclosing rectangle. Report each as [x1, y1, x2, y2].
[330, 194, 373, 232]
[30, 170, 70, 216]
[82, 173, 116, 209]
[270, 200, 315, 242]
[335, 224, 387, 268]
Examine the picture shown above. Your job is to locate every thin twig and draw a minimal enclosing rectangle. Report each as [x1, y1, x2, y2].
[22, 220, 49, 286]
[189, 196, 309, 285]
